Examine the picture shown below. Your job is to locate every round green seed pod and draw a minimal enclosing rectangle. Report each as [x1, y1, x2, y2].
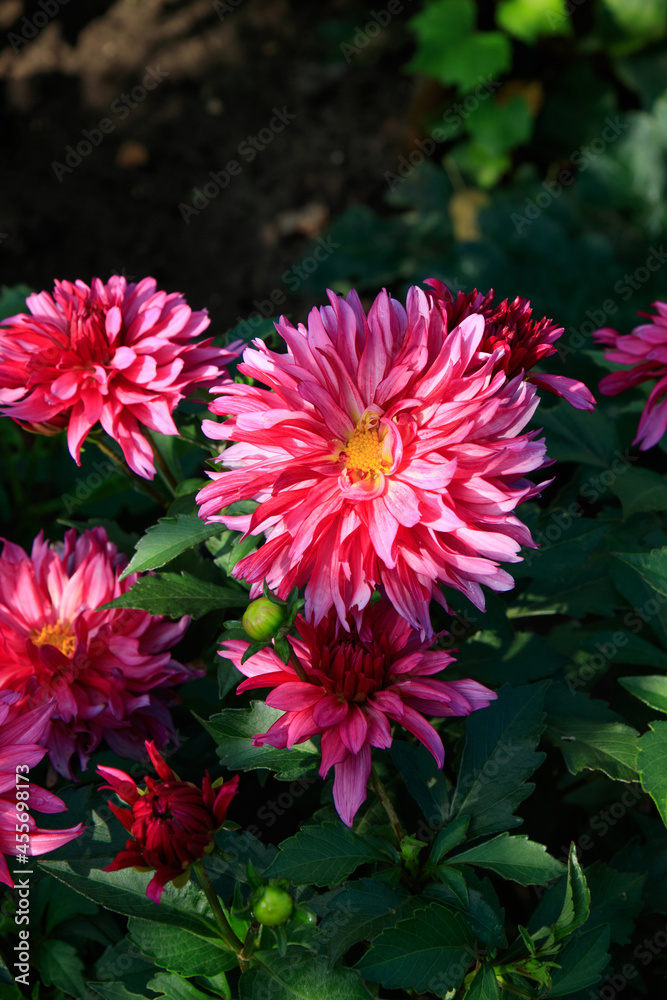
[251, 885, 294, 926]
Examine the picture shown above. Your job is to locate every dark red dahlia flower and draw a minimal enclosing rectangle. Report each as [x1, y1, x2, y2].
[98, 741, 239, 903]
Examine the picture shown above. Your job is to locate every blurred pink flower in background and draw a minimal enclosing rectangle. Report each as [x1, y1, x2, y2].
[427, 281, 596, 411]
[595, 303, 667, 449]
[0, 276, 242, 478]
[0, 693, 84, 887]
[222, 598, 496, 826]
[197, 283, 555, 637]
[0, 526, 198, 777]
[99, 740, 239, 903]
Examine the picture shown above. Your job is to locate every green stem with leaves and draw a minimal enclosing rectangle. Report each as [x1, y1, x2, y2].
[91, 435, 169, 508]
[193, 860, 246, 966]
[370, 765, 404, 843]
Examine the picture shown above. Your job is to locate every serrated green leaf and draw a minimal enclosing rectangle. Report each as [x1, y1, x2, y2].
[537, 402, 620, 468]
[611, 467, 667, 518]
[585, 862, 645, 945]
[198, 702, 318, 779]
[546, 686, 639, 782]
[315, 879, 415, 964]
[148, 971, 215, 1000]
[391, 739, 449, 824]
[446, 834, 566, 885]
[239, 947, 372, 1000]
[637, 721, 667, 826]
[119, 515, 225, 578]
[610, 549, 667, 646]
[463, 962, 501, 999]
[36, 939, 86, 996]
[547, 925, 611, 996]
[128, 917, 238, 976]
[553, 844, 590, 941]
[101, 572, 244, 619]
[355, 903, 475, 993]
[619, 675, 667, 714]
[88, 987, 150, 1000]
[265, 822, 389, 886]
[431, 816, 470, 864]
[450, 683, 549, 837]
[38, 860, 217, 939]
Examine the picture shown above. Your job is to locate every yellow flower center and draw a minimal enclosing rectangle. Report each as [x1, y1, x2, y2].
[30, 621, 76, 658]
[344, 425, 387, 478]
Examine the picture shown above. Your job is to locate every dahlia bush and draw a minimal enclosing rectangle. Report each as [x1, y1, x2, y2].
[1, 272, 665, 1000]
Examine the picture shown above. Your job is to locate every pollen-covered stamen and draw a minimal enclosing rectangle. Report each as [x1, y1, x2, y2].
[30, 621, 76, 658]
[343, 423, 390, 479]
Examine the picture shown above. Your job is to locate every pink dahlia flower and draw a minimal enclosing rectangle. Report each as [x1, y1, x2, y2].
[0, 276, 242, 479]
[98, 740, 239, 903]
[0, 692, 84, 887]
[426, 280, 596, 411]
[222, 599, 496, 827]
[594, 304, 667, 449]
[0, 526, 198, 777]
[197, 283, 554, 636]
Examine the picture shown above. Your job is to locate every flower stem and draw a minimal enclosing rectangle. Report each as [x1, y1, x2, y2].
[91, 436, 169, 508]
[288, 649, 311, 684]
[193, 859, 244, 958]
[370, 765, 404, 843]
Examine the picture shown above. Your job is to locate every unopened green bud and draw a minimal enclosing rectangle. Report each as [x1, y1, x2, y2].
[251, 885, 294, 926]
[242, 598, 287, 641]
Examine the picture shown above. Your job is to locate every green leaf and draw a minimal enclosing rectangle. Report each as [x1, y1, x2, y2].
[611, 467, 667, 518]
[355, 903, 475, 993]
[536, 402, 621, 468]
[553, 844, 590, 941]
[496, 0, 571, 41]
[119, 514, 225, 578]
[431, 815, 470, 864]
[36, 939, 86, 996]
[446, 834, 566, 885]
[38, 860, 217, 939]
[101, 572, 244, 619]
[148, 971, 216, 1000]
[463, 963, 501, 1000]
[546, 686, 639, 782]
[265, 822, 390, 886]
[198, 702, 318, 779]
[450, 683, 549, 837]
[239, 947, 372, 1000]
[314, 879, 415, 964]
[547, 925, 611, 996]
[391, 739, 449, 824]
[619, 675, 667, 714]
[585, 863, 645, 945]
[0, 284, 31, 322]
[128, 917, 238, 976]
[610, 549, 667, 646]
[637, 721, 667, 826]
[407, 0, 511, 92]
[88, 987, 150, 1000]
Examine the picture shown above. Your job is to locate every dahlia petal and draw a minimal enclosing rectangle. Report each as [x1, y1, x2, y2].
[332, 746, 371, 827]
[337, 704, 369, 755]
[312, 695, 349, 728]
[529, 373, 596, 411]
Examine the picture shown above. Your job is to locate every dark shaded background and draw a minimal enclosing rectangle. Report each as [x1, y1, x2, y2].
[0, 0, 416, 333]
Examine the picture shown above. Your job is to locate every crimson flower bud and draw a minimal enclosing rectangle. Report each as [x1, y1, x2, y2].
[98, 740, 239, 904]
[242, 597, 287, 641]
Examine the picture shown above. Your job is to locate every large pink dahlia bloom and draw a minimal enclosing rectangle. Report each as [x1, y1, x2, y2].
[99, 740, 239, 903]
[426, 280, 596, 411]
[0, 276, 242, 479]
[222, 599, 496, 826]
[0, 692, 84, 887]
[594, 303, 667, 449]
[197, 283, 553, 636]
[0, 527, 198, 777]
